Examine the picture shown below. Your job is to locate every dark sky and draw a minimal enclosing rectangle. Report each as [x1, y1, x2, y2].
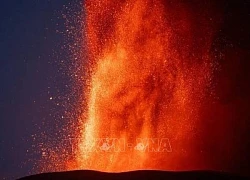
[0, 1, 83, 179]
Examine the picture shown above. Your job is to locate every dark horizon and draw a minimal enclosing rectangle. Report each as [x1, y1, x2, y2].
[18, 170, 250, 180]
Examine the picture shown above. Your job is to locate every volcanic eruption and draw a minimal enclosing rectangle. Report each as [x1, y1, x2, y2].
[61, 0, 224, 172]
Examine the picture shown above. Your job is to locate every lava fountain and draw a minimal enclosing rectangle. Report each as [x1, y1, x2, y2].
[71, 0, 221, 172]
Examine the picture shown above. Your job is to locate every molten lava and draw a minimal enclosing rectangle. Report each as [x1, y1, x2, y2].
[70, 0, 220, 172]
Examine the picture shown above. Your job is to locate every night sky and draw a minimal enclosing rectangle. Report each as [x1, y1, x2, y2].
[1, 0, 250, 179]
[0, 1, 83, 179]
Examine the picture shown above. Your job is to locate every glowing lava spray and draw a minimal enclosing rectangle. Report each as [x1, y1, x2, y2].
[71, 0, 220, 172]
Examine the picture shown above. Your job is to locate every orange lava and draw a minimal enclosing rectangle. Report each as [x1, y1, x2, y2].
[69, 0, 220, 172]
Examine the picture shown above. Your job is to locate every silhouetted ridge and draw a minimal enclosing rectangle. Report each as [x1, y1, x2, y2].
[19, 170, 249, 180]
